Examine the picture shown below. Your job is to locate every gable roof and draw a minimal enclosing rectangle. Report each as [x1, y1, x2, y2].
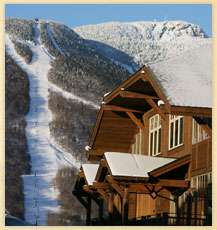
[87, 41, 212, 160]
[149, 41, 212, 108]
[104, 152, 176, 178]
[104, 41, 212, 109]
[82, 163, 99, 185]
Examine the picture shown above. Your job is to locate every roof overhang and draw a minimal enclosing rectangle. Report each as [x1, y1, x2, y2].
[75, 152, 191, 199]
[86, 65, 211, 160]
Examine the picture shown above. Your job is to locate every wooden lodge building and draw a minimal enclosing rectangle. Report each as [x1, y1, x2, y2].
[73, 44, 212, 225]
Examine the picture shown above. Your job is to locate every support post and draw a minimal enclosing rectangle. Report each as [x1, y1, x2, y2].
[108, 192, 114, 223]
[174, 195, 180, 225]
[98, 198, 104, 224]
[121, 187, 129, 225]
[86, 196, 92, 226]
[193, 191, 198, 226]
[186, 193, 192, 225]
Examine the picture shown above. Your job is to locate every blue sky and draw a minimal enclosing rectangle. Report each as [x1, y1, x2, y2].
[5, 4, 212, 37]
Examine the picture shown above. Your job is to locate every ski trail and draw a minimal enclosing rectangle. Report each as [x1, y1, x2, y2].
[49, 82, 100, 109]
[5, 22, 81, 225]
[46, 22, 65, 56]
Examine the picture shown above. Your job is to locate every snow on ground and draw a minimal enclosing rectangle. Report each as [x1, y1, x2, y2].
[6, 22, 82, 225]
[46, 22, 65, 56]
[49, 82, 99, 109]
[75, 21, 210, 68]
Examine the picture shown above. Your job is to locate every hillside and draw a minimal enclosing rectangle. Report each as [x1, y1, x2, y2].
[5, 52, 31, 219]
[75, 21, 209, 67]
[5, 18, 130, 225]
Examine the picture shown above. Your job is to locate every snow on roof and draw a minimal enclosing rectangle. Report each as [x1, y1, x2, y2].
[82, 163, 99, 185]
[104, 152, 176, 178]
[149, 41, 212, 108]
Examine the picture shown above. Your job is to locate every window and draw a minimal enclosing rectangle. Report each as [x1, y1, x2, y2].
[192, 119, 209, 144]
[132, 129, 143, 154]
[169, 115, 183, 150]
[191, 172, 212, 189]
[149, 114, 161, 156]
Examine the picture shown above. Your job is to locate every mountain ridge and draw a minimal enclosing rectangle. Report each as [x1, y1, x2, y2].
[5, 17, 211, 225]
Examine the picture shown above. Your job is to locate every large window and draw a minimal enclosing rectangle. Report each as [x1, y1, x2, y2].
[149, 114, 161, 156]
[169, 115, 183, 150]
[192, 119, 209, 144]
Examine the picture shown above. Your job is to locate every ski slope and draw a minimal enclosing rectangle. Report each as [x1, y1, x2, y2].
[46, 22, 65, 56]
[49, 82, 99, 109]
[6, 22, 81, 225]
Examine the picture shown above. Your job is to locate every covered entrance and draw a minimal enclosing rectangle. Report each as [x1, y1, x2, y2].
[73, 152, 195, 225]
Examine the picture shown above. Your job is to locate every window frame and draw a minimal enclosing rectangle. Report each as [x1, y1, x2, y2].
[149, 114, 161, 156]
[192, 118, 209, 144]
[168, 115, 184, 150]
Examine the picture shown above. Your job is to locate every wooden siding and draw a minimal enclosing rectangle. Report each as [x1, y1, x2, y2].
[136, 194, 156, 218]
[130, 112, 211, 218]
[191, 139, 212, 176]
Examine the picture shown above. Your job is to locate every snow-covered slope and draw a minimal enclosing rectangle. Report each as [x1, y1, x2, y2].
[75, 21, 209, 67]
[5, 18, 129, 225]
[6, 22, 81, 225]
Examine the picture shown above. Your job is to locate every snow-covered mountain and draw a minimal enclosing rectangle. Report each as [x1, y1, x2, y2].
[75, 21, 210, 67]
[5, 18, 129, 225]
[5, 18, 211, 225]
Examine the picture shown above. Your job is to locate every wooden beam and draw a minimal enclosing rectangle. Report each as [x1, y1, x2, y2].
[146, 97, 166, 120]
[149, 154, 191, 178]
[128, 184, 152, 193]
[83, 185, 91, 192]
[126, 112, 144, 129]
[95, 135, 134, 142]
[104, 69, 144, 104]
[94, 142, 132, 149]
[73, 191, 88, 209]
[93, 182, 110, 190]
[100, 120, 136, 128]
[120, 90, 159, 100]
[162, 105, 212, 117]
[122, 187, 129, 225]
[88, 147, 131, 157]
[79, 170, 84, 178]
[88, 108, 104, 148]
[97, 188, 109, 201]
[95, 159, 108, 181]
[102, 104, 144, 113]
[86, 196, 92, 225]
[141, 68, 171, 113]
[106, 175, 124, 197]
[100, 158, 107, 167]
[158, 179, 190, 188]
[108, 192, 114, 216]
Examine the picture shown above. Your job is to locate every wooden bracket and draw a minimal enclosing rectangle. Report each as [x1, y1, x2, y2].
[79, 170, 84, 178]
[106, 175, 124, 197]
[126, 111, 144, 129]
[145, 98, 166, 120]
[97, 188, 109, 201]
